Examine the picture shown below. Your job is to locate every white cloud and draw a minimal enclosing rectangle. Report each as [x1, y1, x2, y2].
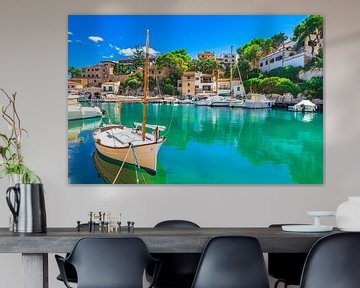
[68, 31, 73, 35]
[102, 54, 114, 59]
[68, 40, 72, 43]
[88, 36, 104, 43]
[115, 46, 159, 57]
[109, 44, 114, 49]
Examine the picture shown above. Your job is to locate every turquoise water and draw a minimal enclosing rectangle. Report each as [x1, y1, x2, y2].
[68, 103, 323, 184]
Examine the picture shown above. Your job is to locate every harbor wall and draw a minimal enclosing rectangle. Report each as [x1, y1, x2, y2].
[0, 0, 360, 287]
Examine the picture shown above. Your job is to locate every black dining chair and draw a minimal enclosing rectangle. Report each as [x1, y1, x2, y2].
[56, 223, 99, 284]
[55, 237, 161, 288]
[268, 224, 308, 288]
[147, 220, 201, 288]
[300, 232, 360, 288]
[191, 236, 270, 288]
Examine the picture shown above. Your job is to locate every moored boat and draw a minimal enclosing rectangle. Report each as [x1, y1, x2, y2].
[207, 96, 231, 107]
[68, 92, 103, 120]
[288, 99, 317, 112]
[92, 30, 166, 175]
[228, 99, 244, 108]
[238, 94, 274, 109]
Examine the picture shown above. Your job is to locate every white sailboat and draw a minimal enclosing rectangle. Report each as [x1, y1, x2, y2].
[93, 30, 166, 174]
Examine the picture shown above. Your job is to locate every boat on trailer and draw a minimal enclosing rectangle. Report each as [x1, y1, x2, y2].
[92, 30, 166, 175]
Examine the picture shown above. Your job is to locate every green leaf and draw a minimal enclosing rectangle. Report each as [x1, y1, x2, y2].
[0, 168, 9, 179]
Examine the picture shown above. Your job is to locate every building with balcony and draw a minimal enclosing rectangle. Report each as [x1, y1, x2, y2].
[81, 61, 116, 86]
[177, 72, 217, 97]
[216, 53, 238, 66]
[258, 36, 323, 72]
[217, 79, 245, 97]
[101, 81, 121, 95]
[197, 51, 215, 60]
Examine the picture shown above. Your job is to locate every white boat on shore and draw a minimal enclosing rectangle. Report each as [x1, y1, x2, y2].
[68, 93, 103, 120]
[288, 99, 317, 112]
[238, 94, 274, 109]
[92, 30, 166, 175]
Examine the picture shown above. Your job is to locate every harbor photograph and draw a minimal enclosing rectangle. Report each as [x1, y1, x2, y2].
[68, 15, 323, 184]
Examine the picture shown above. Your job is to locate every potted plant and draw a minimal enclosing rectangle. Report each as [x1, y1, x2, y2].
[0, 89, 46, 233]
[0, 89, 41, 183]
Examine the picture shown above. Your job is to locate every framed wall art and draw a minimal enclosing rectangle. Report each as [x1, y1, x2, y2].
[68, 15, 323, 184]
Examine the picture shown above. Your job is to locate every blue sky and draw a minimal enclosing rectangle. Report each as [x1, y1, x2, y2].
[68, 15, 307, 68]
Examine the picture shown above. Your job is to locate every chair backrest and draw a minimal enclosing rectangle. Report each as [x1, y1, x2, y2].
[152, 220, 201, 283]
[155, 220, 200, 228]
[300, 232, 360, 288]
[268, 224, 308, 285]
[191, 236, 270, 288]
[67, 237, 153, 288]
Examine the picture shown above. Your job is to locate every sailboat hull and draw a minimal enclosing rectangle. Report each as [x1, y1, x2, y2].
[94, 139, 164, 174]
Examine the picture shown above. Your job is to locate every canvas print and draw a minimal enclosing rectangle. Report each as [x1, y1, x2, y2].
[68, 15, 323, 184]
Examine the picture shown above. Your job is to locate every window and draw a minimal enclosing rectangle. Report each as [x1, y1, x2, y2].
[195, 85, 199, 88]
[188, 83, 190, 87]
[270, 58, 275, 63]
[265, 60, 268, 65]
[178, 84, 182, 87]
[188, 89, 190, 93]
[158, 71, 161, 74]
[275, 55, 283, 61]
[260, 63, 263, 67]
[187, 76, 191, 80]
[237, 87, 240, 91]
[109, 86, 113, 91]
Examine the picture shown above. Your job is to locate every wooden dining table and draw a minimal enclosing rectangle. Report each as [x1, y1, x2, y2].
[0, 227, 339, 288]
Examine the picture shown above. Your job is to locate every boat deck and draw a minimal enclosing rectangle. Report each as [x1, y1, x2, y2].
[95, 127, 156, 148]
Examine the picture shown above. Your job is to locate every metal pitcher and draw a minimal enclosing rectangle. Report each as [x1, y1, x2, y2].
[6, 183, 47, 233]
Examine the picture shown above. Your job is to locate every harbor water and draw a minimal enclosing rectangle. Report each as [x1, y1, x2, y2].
[68, 103, 323, 184]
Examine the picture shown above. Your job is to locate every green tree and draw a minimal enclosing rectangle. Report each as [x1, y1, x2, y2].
[243, 78, 263, 94]
[304, 48, 323, 71]
[155, 49, 191, 92]
[242, 44, 262, 68]
[133, 46, 145, 69]
[275, 78, 300, 96]
[114, 63, 129, 75]
[265, 66, 302, 82]
[300, 77, 323, 99]
[271, 32, 288, 48]
[259, 77, 280, 94]
[68, 66, 81, 77]
[198, 58, 219, 74]
[293, 15, 323, 55]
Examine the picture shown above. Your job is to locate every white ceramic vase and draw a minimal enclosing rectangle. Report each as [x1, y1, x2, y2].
[336, 197, 360, 231]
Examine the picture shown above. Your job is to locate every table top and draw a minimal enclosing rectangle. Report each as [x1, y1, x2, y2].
[0, 227, 340, 254]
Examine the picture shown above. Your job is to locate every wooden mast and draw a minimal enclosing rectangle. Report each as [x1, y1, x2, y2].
[142, 29, 149, 141]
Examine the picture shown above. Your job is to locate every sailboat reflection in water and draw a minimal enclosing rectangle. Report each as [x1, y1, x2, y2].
[93, 30, 166, 177]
